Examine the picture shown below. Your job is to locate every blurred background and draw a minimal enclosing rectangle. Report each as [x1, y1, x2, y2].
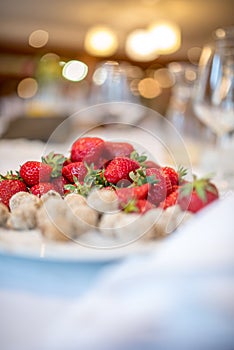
[0, 0, 233, 140]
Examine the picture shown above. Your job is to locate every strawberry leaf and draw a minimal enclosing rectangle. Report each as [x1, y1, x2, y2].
[121, 199, 139, 213]
[146, 175, 158, 185]
[65, 176, 94, 197]
[194, 181, 207, 202]
[84, 163, 110, 188]
[178, 165, 188, 182]
[42, 152, 67, 178]
[179, 182, 193, 198]
[130, 150, 147, 164]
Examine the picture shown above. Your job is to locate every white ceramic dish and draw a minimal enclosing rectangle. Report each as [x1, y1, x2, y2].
[0, 228, 160, 262]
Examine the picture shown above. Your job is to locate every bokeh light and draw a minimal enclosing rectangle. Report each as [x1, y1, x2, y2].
[187, 47, 202, 65]
[92, 66, 108, 85]
[215, 27, 226, 39]
[138, 78, 162, 98]
[185, 68, 197, 82]
[62, 60, 88, 82]
[28, 29, 49, 48]
[84, 26, 118, 57]
[130, 79, 141, 96]
[17, 78, 38, 99]
[154, 68, 175, 88]
[149, 22, 181, 54]
[125, 29, 159, 61]
[40, 53, 60, 62]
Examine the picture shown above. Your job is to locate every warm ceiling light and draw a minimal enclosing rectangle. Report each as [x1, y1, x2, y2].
[17, 78, 38, 99]
[28, 29, 49, 48]
[62, 60, 88, 82]
[125, 29, 159, 62]
[84, 26, 118, 57]
[148, 22, 181, 54]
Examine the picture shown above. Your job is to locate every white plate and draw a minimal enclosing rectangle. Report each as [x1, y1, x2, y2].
[0, 228, 160, 262]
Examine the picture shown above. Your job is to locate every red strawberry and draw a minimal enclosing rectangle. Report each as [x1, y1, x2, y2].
[103, 142, 134, 159]
[20, 161, 52, 186]
[162, 166, 178, 187]
[135, 199, 155, 214]
[145, 168, 168, 206]
[163, 165, 188, 186]
[70, 137, 104, 165]
[122, 198, 155, 214]
[104, 157, 140, 184]
[63, 158, 72, 166]
[62, 162, 87, 183]
[171, 184, 179, 192]
[51, 176, 70, 195]
[41, 152, 67, 178]
[0, 176, 28, 208]
[30, 182, 55, 197]
[116, 183, 149, 204]
[178, 176, 219, 213]
[159, 189, 179, 210]
[144, 160, 160, 169]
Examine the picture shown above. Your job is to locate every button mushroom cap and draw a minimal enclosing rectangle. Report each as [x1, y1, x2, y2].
[99, 211, 155, 242]
[36, 197, 71, 242]
[7, 205, 37, 230]
[87, 188, 118, 214]
[36, 196, 99, 241]
[0, 202, 10, 227]
[71, 205, 99, 238]
[9, 191, 41, 211]
[64, 193, 87, 209]
[40, 190, 62, 203]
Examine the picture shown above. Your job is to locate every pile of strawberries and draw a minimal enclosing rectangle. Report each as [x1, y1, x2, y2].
[0, 136, 219, 214]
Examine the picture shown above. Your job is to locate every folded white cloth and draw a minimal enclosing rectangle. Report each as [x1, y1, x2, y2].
[1, 192, 234, 350]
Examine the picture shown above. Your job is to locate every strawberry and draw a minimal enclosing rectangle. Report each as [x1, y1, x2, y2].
[104, 157, 140, 184]
[171, 184, 179, 192]
[62, 162, 87, 183]
[162, 166, 179, 187]
[178, 176, 219, 213]
[20, 161, 52, 186]
[136, 199, 155, 214]
[51, 176, 70, 195]
[122, 199, 155, 214]
[159, 189, 179, 210]
[103, 142, 134, 159]
[30, 182, 55, 197]
[0, 174, 28, 208]
[144, 160, 160, 169]
[41, 152, 67, 178]
[63, 158, 72, 166]
[116, 183, 149, 204]
[145, 168, 168, 206]
[70, 137, 104, 165]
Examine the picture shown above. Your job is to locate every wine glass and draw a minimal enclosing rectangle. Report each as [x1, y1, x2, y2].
[88, 61, 145, 125]
[193, 26, 234, 191]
